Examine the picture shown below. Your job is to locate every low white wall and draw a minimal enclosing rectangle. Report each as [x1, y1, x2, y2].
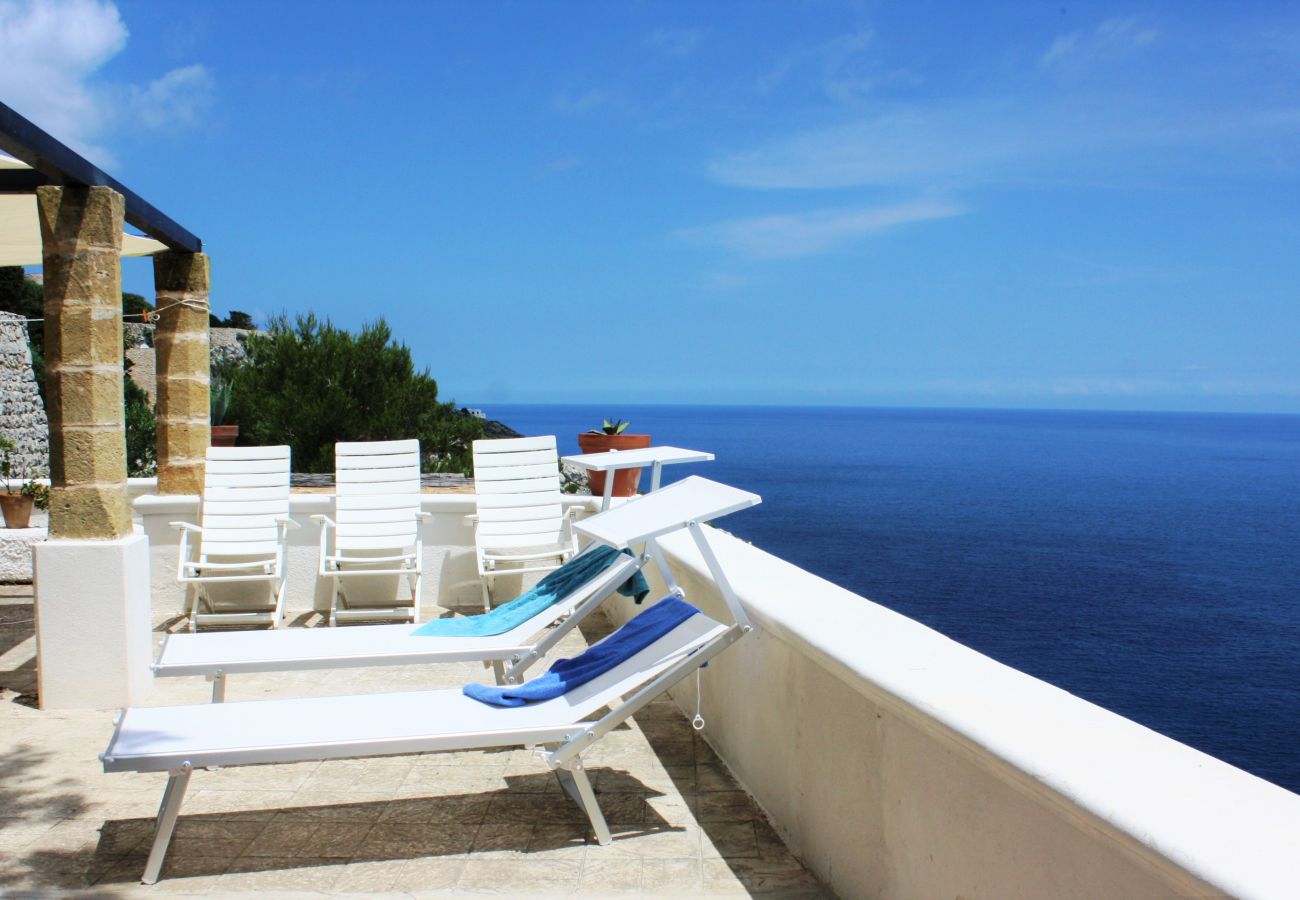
[603, 527, 1300, 900]
[134, 493, 599, 622]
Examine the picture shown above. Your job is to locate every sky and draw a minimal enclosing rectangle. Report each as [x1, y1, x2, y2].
[2, 0, 1298, 412]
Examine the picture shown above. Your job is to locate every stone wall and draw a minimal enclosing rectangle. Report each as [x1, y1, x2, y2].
[0, 310, 49, 479]
[121, 324, 254, 404]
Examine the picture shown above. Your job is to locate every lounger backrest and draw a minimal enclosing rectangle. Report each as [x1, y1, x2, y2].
[472, 436, 566, 551]
[334, 439, 422, 552]
[199, 445, 291, 559]
[534, 610, 731, 720]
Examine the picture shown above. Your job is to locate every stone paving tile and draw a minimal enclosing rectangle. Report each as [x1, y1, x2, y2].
[0, 585, 829, 896]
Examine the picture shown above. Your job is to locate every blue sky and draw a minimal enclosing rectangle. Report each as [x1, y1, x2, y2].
[3, 0, 1298, 411]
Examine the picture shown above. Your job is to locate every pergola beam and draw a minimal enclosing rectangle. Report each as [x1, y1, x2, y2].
[0, 101, 202, 254]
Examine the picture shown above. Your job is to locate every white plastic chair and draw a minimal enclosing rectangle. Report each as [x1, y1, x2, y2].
[312, 439, 428, 626]
[172, 445, 298, 631]
[471, 435, 578, 608]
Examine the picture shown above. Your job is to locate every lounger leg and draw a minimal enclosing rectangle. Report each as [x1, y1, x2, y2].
[491, 660, 506, 685]
[207, 673, 226, 703]
[480, 572, 493, 611]
[557, 758, 610, 846]
[142, 765, 192, 885]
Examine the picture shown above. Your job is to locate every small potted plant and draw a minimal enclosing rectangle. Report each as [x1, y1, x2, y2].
[0, 436, 47, 528]
[576, 418, 652, 497]
[210, 371, 239, 447]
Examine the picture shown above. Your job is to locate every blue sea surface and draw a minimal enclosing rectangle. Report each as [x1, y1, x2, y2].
[487, 405, 1300, 792]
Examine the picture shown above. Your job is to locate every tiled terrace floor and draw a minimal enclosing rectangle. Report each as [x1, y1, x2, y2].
[0, 583, 827, 897]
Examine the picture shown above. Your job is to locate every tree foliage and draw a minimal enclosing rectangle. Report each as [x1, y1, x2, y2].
[124, 360, 157, 477]
[227, 313, 482, 474]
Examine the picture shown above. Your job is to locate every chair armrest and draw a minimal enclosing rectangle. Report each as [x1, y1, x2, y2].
[415, 511, 433, 521]
[311, 514, 337, 529]
[170, 521, 202, 534]
[463, 513, 478, 527]
[276, 515, 301, 531]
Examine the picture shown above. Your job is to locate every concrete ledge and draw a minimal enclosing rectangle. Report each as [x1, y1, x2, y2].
[605, 528, 1300, 900]
[0, 523, 43, 582]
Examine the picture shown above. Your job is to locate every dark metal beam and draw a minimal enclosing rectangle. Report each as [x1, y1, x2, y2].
[0, 169, 52, 192]
[0, 100, 202, 253]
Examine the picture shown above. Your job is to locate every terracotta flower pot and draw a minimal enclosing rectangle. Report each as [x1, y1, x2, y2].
[0, 494, 34, 529]
[211, 424, 239, 447]
[576, 432, 652, 497]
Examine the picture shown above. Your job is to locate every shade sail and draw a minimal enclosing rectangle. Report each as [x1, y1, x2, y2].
[0, 154, 167, 266]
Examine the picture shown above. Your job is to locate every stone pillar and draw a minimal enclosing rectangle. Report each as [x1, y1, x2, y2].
[35, 185, 131, 539]
[35, 185, 153, 709]
[153, 252, 211, 494]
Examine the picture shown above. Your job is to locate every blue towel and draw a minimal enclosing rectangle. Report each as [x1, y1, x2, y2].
[463, 596, 700, 707]
[411, 545, 649, 638]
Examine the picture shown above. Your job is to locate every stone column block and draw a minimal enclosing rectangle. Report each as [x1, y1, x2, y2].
[153, 252, 211, 495]
[36, 185, 130, 539]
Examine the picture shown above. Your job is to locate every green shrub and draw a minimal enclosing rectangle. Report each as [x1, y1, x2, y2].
[227, 313, 483, 474]
[124, 360, 157, 477]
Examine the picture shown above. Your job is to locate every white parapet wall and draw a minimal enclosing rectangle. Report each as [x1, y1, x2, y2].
[603, 526, 1300, 900]
[134, 492, 599, 622]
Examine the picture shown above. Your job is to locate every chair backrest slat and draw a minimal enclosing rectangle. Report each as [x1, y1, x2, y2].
[332, 439, 421, 552]
[199, 446, 291, 560]
[472, 437, 567, 548]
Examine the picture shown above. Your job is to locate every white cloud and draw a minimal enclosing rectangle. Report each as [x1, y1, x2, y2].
[706, 92, 1300, 191]
[126, 64, 215, 130]
[756, 28, 910, 102]
[1042, 17, 1159, 68]
[678, 198, 964, 259]
[0, 0, 126, 160]
[552, 88, 612, 115]
[646, 27, 703, 57]
[0, 0, 212, 165]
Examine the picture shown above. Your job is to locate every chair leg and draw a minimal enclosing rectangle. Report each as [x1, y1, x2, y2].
[480, 573, 493, 612]
[556, 758, 610, 846]
[271, 575, 287, 629]
[409, 567, 422, 624]
[329, 573, 341, 627]
[142, 765, 192, 884]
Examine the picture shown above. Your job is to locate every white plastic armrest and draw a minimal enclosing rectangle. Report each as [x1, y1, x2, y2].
[311, 514, 337, 529]
[170, 521, 202, 533]
[415, 511, 433, 521]
[463, 513, 479, 527]
[276, 515, 301, 531]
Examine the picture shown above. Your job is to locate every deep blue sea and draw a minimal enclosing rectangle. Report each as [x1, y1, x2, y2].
[486, 404, 1300, 793]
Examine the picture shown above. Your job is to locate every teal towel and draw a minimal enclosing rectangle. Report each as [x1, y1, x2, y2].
[412, 545, 647, 638]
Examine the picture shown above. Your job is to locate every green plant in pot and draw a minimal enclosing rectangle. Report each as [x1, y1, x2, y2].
[0, 436, 47, 528]
[576, 418, 652, 497]
[210, 370, 239, 447]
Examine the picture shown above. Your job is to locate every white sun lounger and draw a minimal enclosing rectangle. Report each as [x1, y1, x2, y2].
[102, 476, 760, 884]
[154, 545, 646, 701]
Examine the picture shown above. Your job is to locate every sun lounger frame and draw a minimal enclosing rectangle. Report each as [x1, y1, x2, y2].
[103, 476, 760, 884]
[154, 546, 647, 701]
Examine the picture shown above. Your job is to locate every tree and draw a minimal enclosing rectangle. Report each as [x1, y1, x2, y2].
[227, 313, 483, 474]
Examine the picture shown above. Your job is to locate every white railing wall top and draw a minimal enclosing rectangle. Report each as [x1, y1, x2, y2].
[653, 526, 1300, 900]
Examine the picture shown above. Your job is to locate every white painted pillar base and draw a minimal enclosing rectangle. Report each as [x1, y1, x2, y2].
[34, 533, 152, 709]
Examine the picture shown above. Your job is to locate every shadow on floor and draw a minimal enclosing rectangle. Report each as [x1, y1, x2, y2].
[74, 769, 680, 886]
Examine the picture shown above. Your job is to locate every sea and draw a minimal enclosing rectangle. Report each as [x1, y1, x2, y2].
[485, 404, 1300, 794]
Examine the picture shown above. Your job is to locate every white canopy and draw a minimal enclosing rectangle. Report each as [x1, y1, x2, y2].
[0, 154, 167, 266]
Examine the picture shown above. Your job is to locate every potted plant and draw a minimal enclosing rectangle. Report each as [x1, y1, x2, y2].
[210, 371, 239, 447]
[576, 418, 652, 497]
[0, 436, 47, 528]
